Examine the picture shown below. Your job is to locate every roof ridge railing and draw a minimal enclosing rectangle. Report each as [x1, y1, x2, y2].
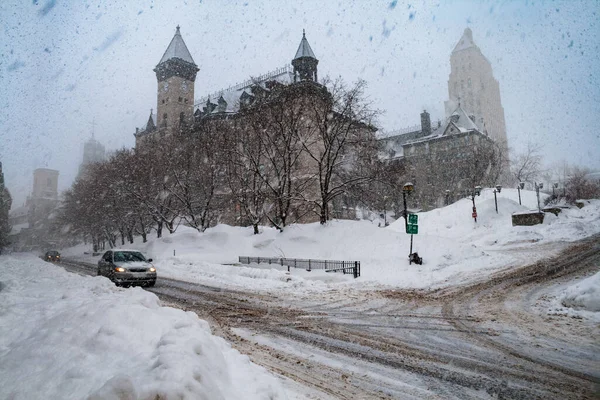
[379, 124, 421, 138]
[195, 65, 293, 107]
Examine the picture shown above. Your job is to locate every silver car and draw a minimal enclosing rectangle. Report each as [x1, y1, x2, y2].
[97, 250, 157, 287]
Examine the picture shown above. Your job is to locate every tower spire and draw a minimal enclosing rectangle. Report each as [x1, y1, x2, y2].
[292, 30, 319, 83]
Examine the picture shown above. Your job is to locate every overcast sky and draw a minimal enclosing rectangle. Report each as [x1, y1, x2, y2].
[1, 0, 598, 207]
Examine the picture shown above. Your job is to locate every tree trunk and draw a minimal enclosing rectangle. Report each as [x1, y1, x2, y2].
[320, 201, 327, 225]
[127, 229, 134, 244]
[156, 221, 163, 238]
[253, 223, 259, 235]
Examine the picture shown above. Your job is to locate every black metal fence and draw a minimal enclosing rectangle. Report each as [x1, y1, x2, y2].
[238, 256, 361, 278]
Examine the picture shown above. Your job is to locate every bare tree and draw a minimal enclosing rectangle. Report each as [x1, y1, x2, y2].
[510, 142, 543, 186]
[301, 78, 380, 224]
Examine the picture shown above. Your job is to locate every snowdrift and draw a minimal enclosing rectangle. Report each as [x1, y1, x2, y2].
[63, 191, 600, 291]
[560, 271, 600, 312]
[0, 255, 286, 400]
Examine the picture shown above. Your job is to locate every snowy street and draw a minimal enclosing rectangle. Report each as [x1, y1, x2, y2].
[2, 193, 600, 399]
[52, 236, 600, 399]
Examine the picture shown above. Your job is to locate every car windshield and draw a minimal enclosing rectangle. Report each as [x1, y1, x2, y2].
[47, 251, 59, 256]
[113, 251, 146, 263]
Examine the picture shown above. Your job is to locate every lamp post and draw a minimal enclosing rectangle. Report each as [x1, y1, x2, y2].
[402, 182, 413, 230]
[493, 185, 502, 213]
[535, 182, 543, 213]
[468, 186, 481, 222]
[517, 181, 525, 205]
[402, 182, 414, 256]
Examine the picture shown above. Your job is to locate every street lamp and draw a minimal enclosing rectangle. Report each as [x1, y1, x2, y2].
[517, 181, 525, 205]
[402, 182, 419, 260]
[468, 186, 481, 222]
[493, 185, 502, 214]
[535, 182, 543, 213]
[402, 182, 413, 230]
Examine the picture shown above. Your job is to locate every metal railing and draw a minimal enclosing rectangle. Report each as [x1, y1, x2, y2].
[238, 256, 360, 278]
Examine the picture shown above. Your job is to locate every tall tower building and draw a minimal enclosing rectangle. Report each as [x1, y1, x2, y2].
[78, 134, 106, 178]
[444, 28, 507, 149]
[292, 30, 318, 83]
[154, 26, 199, 131]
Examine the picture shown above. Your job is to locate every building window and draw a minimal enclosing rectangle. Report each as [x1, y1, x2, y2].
[162, 99, 165, 104]
[184, 98, 188, 104]
[178, 97, 182, 103]
[47, 178, 52, 187]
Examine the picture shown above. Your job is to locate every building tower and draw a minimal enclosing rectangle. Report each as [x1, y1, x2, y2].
[154, 26, 199, 131]
[444, 28, 507, 149]
[292, 30, 318, 83]
[78, 130, 106, 178]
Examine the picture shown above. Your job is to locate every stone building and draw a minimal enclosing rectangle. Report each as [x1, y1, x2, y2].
[132, 27, 375, 225]
[134, 26, 199, 145]
[8, 168, 61, 250]
[380, 106, 500, 210]
[444, 28, 507, 151]
[134, 27, 322, 142]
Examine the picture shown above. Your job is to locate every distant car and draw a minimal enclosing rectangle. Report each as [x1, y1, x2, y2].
[44, 250, 61, 262]
[97, 250, 157, 287]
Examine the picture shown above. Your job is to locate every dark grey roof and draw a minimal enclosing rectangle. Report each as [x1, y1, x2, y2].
[294, 30, 316, 60]
[158, 26, 196, 65]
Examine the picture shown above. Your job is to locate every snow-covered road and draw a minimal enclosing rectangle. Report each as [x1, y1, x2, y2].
[57, 236, 600, 399]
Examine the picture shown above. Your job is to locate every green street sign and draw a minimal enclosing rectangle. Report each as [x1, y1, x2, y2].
[406, 224, 418, 234]
[408, 214, 418, 224]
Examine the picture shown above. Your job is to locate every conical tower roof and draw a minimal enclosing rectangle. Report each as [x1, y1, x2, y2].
[158, 26, 196, 65]
[294, 30, 316, 60]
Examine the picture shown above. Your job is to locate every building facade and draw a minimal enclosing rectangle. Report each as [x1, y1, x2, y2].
[380, 105, 500, 210]
[444, 28, 507, 150]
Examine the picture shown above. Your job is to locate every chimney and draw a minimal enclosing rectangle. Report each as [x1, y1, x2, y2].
[420, 110, 431, 136]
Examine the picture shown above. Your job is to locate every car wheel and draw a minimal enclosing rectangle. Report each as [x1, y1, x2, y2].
[146, 281, 156, 287]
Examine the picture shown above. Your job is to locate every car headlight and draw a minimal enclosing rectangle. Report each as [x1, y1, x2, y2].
[149, 267, 156, 272]
[115, 267, 127, 272]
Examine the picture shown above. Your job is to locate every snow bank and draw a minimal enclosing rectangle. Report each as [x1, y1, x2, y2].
[560, 271, 600, 312]
[0, 255, 286, 400]
[63, 193, 600, 291]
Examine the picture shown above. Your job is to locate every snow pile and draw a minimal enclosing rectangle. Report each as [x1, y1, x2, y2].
[63, 191, 600, 291]
[0, 255, 286, 400]
[560, 271, 600, 312]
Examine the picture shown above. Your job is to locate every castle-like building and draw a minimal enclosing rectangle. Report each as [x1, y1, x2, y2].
[134, 27, 320, 146]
